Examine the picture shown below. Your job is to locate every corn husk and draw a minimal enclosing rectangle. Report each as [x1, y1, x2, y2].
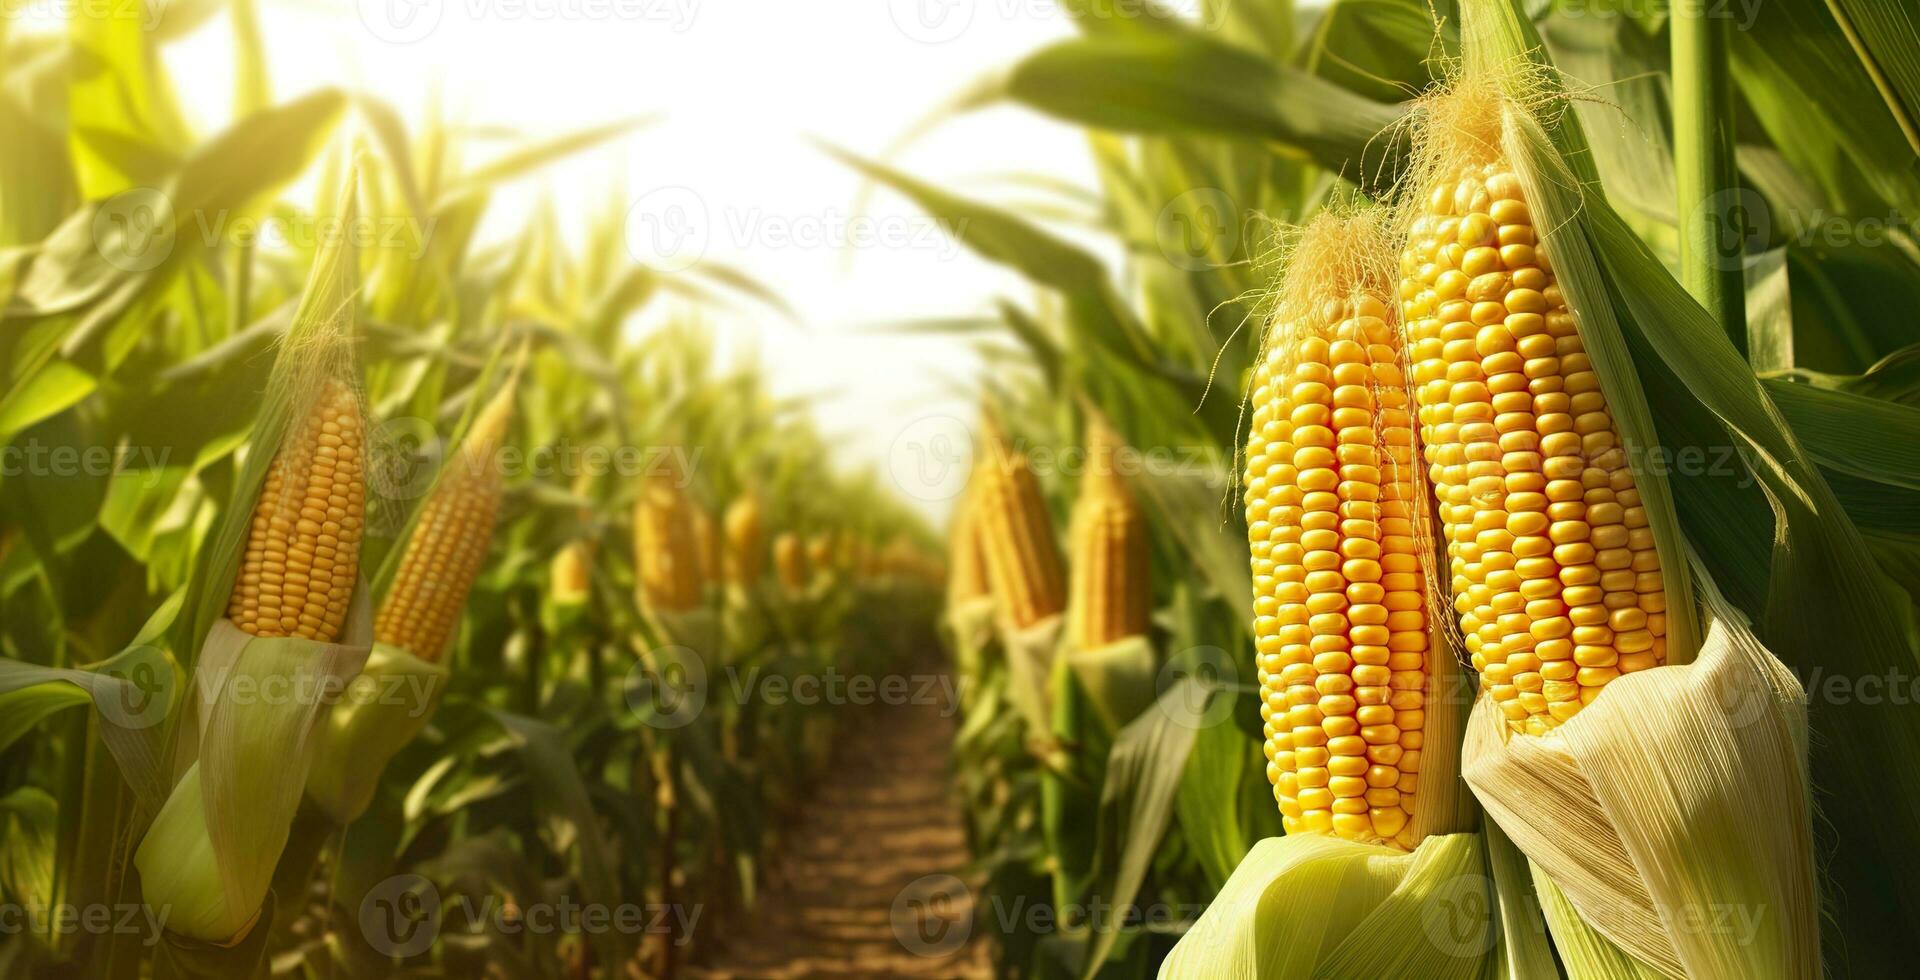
[1060, 633, 1157, 732]
[136, 607, 371, 942]
[136, 162, 374, 946]
[304, 642, 450, 824]
[1462, 577, 1817, 978]
[1157, 832, 1492, 979]
[1001, 613, 1062, 737]
[1417, 17, 1823, 972]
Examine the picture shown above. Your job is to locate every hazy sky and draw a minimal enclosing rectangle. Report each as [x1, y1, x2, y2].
[145, 1, 1122, 521]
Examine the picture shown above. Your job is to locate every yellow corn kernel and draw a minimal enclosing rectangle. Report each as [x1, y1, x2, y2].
[1248, 268, 1430, 852]
[774, 532, 809, 593]
[228, 380, 366, 642]
[633, 464, 702, 612]
[1402, 164, 1667, 735]
[976, 415, 1066, 630]
[722, 492, 764, 586]
[374, 385, 514, 659]
[1067, 415, 1150, 649]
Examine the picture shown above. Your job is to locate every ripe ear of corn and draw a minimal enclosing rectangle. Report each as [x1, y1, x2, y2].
[694, 507, 721, 585]
[227, 380, 366, 642]
[723, 492, 765, 586]
[373, 385, 513, 660]
[1247, 281, 1432, 850]
[633, 467, 702, 612]
[775, 532, 809, 592]
[550, 539, 595, 606]
[1402, 164, 1667, 736]
[976, 416, 1066, 630]
[141, 379, 375, 941]
[948, 495, 991, 609]
[1065, 416, 1150, 650]
[804, 532, 833, 577]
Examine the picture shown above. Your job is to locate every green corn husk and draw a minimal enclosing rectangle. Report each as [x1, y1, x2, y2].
[1157, 832, 1492, 979]
[1001, 613, 1063, 738]
[1060, 633, 1157, 733]
[304, 642, 449, 825]
[136, 612, 371, 943]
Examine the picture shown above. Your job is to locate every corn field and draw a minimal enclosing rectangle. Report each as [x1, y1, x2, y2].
[2, 0, 1918, 978]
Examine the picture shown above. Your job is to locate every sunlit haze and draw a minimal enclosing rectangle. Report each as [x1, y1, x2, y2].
[146, 1, 1122, 521]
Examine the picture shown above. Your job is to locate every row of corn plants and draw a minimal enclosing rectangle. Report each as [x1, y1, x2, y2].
[0, 7, 950, 978]
[896, 0, 1920, 977]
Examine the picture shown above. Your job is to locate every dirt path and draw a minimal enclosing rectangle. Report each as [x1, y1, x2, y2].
[688, 676, 991, 979]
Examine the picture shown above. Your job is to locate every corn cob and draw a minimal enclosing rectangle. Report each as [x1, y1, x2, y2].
[947, 490, 992, 608]
[634, 468, 702, 612]
[1247, 217, 1432, 849]
[550, 540, 594, 605]
[694, 508, 721, 585]
[976, 418, 1066, 629]
[1401, 165, 1666, 736]
[805, 532, 833, 575]
[775, 532, 809, 592]
[373, 386, 513, 659]
[227, 380, 367, 641]
[1066, 416, 1150, 649]
[723, 492, 765, 586]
